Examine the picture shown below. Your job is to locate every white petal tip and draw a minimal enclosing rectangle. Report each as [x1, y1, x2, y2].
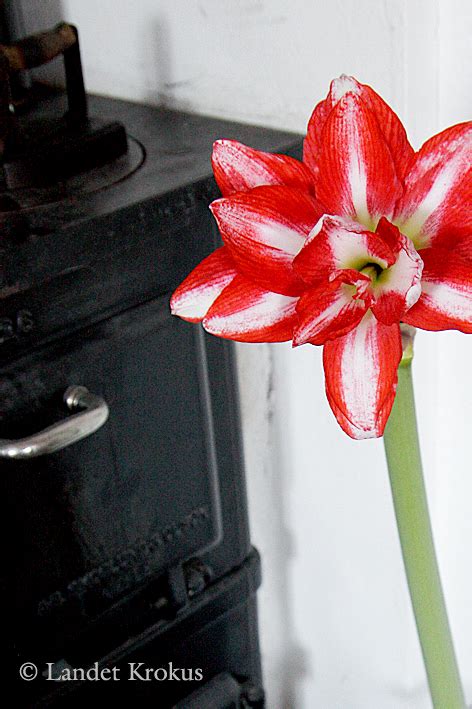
[344, 425, 382, 440]
[331, 75, 361, 101]
[358, 428, 381, 440]
[170, 299, 204, 322]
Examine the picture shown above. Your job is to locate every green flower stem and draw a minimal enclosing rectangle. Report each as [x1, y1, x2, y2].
[383, 357, 465, 709]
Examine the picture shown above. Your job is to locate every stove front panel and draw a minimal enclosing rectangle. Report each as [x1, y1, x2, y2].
[1, 296, 222, 656]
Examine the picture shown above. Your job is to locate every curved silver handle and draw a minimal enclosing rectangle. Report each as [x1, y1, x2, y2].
[0, 386, 109, 460]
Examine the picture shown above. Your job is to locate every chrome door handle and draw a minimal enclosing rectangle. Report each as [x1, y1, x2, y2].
[0, 386, 109, 460]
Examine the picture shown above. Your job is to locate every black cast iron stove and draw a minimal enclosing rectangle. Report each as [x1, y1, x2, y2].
[0, 13, 303, 709]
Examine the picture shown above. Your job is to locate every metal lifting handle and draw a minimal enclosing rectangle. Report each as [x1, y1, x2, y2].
[0, 386, 109, 460]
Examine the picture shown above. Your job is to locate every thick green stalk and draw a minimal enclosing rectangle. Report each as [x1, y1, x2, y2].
[383, 357, 465, 709]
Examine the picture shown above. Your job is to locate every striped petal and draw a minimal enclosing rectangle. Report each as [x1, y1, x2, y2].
[293, 272, 369, 346]
[323, 314, 402, 439]
[326, 383, 398, 442]
[314, 93, 403, 226]
[212, 139, 315, 197]
[203, 275, 298, 342]
[210, 185, 323, 296]
[170, 246, 237, 322]
[394, 122, 472, 251]
[370, 218, 423, 325]
[402, 248, 472, 333]
[293, 214, 394, 286]
[304, 75, 413, 181]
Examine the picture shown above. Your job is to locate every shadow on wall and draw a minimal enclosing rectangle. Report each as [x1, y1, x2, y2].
[147, 18, 195, 112]
[237, 343, 310, 709]
[270, 348, 310, 709]
[18, 0, 63, 27]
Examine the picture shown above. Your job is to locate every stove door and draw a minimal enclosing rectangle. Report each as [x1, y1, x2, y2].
[0, 296, 222, 657]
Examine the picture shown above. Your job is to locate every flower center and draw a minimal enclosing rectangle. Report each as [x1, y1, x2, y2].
[360, 262, 383, 283]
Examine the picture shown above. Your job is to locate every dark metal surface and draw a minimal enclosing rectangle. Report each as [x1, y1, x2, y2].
[1, 92, 302, 707]
[0, 93, 302, 360]
[0, 26, 128, 188]
[62, 25, 87, 122]
[3, 116, 130, 189]
[3, 298, 224, 656]
[19, 550, 263, 708]
[0, 130, 143, 206]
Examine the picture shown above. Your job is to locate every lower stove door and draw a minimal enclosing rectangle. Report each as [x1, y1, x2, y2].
[18, 551, 264, 709]
[1, 296, 223, 658]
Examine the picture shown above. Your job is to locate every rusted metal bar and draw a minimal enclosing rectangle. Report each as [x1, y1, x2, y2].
[0, 22, 76, 71]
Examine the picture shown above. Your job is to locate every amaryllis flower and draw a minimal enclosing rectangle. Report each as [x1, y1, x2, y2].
[171, 75, 472, 439]
[170, 143, 321, 341]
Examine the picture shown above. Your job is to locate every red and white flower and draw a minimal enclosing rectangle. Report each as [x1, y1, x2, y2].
[171, 75, 472, 440]
[171, 143, 323, 342]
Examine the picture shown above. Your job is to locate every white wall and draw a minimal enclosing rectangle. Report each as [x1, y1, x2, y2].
[20, 1, 471, 707]
[22, 0, 407, 134]
[434, 0, 472, 702]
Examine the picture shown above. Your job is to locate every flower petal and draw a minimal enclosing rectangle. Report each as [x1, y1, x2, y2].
[293, 274, 369, 346]
[212, 139, 315, 196]
[293, 214, 394, 285]
[203, 275, 298, 342]
[210, 185, 323, 296]
[304, 75, 413, 181]
[370, 218, 423, 325]
[402, 248, 472, 333]
[325, 384, 398, 442]
[170, 246, 237, 322]
[323, 314, 402, 439]
[314, 93, 403, 226]
[394, 122, 472, 250]
[359, 83, 414, 181]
